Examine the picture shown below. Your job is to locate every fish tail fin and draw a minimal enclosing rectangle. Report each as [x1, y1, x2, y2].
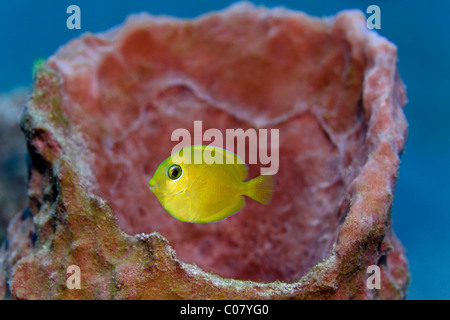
[246, 174, 274, 205]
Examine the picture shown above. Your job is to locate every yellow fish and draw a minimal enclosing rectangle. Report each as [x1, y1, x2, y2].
[148, 145, 274, 223]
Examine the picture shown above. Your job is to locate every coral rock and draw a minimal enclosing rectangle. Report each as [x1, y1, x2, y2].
[0, 3, 409, 299]
[0, 88, 29, 243]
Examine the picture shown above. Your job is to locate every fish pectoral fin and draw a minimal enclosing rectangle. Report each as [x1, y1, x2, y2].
[198, 195, 246, 223]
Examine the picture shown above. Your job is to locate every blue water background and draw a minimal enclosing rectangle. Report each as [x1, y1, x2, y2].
[0, 0, 449, 299]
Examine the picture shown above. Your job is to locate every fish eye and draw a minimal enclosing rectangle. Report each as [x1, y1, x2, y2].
[167, 164, 182, 180]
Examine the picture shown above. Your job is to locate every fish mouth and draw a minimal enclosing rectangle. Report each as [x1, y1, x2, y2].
[149, 179, 187, 197]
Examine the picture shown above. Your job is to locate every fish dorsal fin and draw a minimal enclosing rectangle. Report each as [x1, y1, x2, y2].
[227, 152, 248, 181]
